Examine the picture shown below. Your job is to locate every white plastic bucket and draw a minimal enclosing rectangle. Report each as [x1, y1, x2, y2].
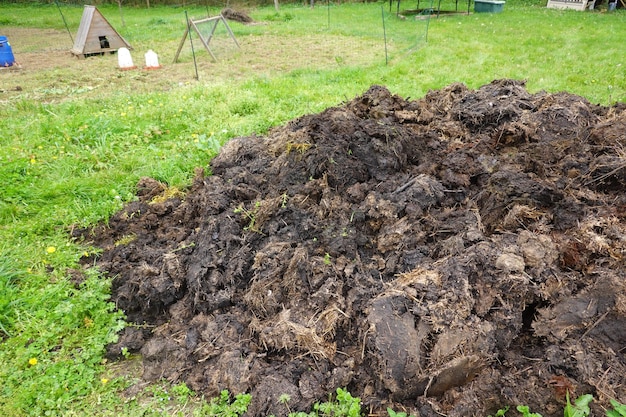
[144, 50, 161, 70]
[118, 47, 135, 70]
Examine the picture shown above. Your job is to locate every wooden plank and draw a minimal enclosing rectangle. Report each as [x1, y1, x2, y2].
[173, 26, 189, 63]
[546, 0, 588, 10]
[71, 6, 94, 55]
[219, 15, 240, 48]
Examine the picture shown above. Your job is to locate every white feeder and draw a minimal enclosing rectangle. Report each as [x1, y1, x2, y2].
[144, 49, 161, 70]
[117, 47, 136, 70]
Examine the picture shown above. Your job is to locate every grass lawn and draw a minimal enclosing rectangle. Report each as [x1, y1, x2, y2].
[0, 1, 624, 415]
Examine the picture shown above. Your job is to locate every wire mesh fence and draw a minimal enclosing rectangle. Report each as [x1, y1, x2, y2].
[175, 1, 433, 67]
[9, 1, 434, 75]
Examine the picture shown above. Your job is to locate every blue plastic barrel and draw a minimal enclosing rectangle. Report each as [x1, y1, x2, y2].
[0, 36, 16, 67]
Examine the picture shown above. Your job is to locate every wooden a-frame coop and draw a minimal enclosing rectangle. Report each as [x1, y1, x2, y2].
[70, 6, 132, 58]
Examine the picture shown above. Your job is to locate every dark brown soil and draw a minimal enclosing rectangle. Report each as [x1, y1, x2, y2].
[77, 80, 626, 417]
[221, 8, 256, 24]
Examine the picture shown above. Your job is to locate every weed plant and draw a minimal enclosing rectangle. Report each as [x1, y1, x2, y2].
[0, 1, 625, 415]
[487, 394, 626, 417]
[289, 388, 361, 417]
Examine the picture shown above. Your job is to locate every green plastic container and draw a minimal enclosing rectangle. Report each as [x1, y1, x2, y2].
[474, 0, 505, 12]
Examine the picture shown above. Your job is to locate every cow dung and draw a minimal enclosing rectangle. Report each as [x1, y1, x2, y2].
[77, 80, 626, 417]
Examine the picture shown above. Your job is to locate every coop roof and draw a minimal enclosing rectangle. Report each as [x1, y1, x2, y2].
[70, 6, 131, 57]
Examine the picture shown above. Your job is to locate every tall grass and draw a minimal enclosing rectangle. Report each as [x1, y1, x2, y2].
[0, 2, 625, 415]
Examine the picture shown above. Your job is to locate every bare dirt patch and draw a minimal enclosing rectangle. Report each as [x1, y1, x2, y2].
[77, 80, 626, 416]
[0, 26, 381, 104]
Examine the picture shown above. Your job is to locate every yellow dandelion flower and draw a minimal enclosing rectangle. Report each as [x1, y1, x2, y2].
[46, 246, 56, 254]
[30, 158, 36, 164]
[28, 358, 38, 366]
[101, 378, 109, 385]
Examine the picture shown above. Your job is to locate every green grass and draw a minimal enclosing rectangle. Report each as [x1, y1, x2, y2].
[0, 1, 625, 415]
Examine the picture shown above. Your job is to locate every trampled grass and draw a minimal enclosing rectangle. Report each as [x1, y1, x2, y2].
[0, 1, 625, 414]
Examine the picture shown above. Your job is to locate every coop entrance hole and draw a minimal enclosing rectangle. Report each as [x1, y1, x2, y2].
[99, 36, 110, 49]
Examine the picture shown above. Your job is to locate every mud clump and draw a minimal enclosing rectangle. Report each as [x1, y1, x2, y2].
[221, 8, 256, 24]
[78, 80, 626, 417]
